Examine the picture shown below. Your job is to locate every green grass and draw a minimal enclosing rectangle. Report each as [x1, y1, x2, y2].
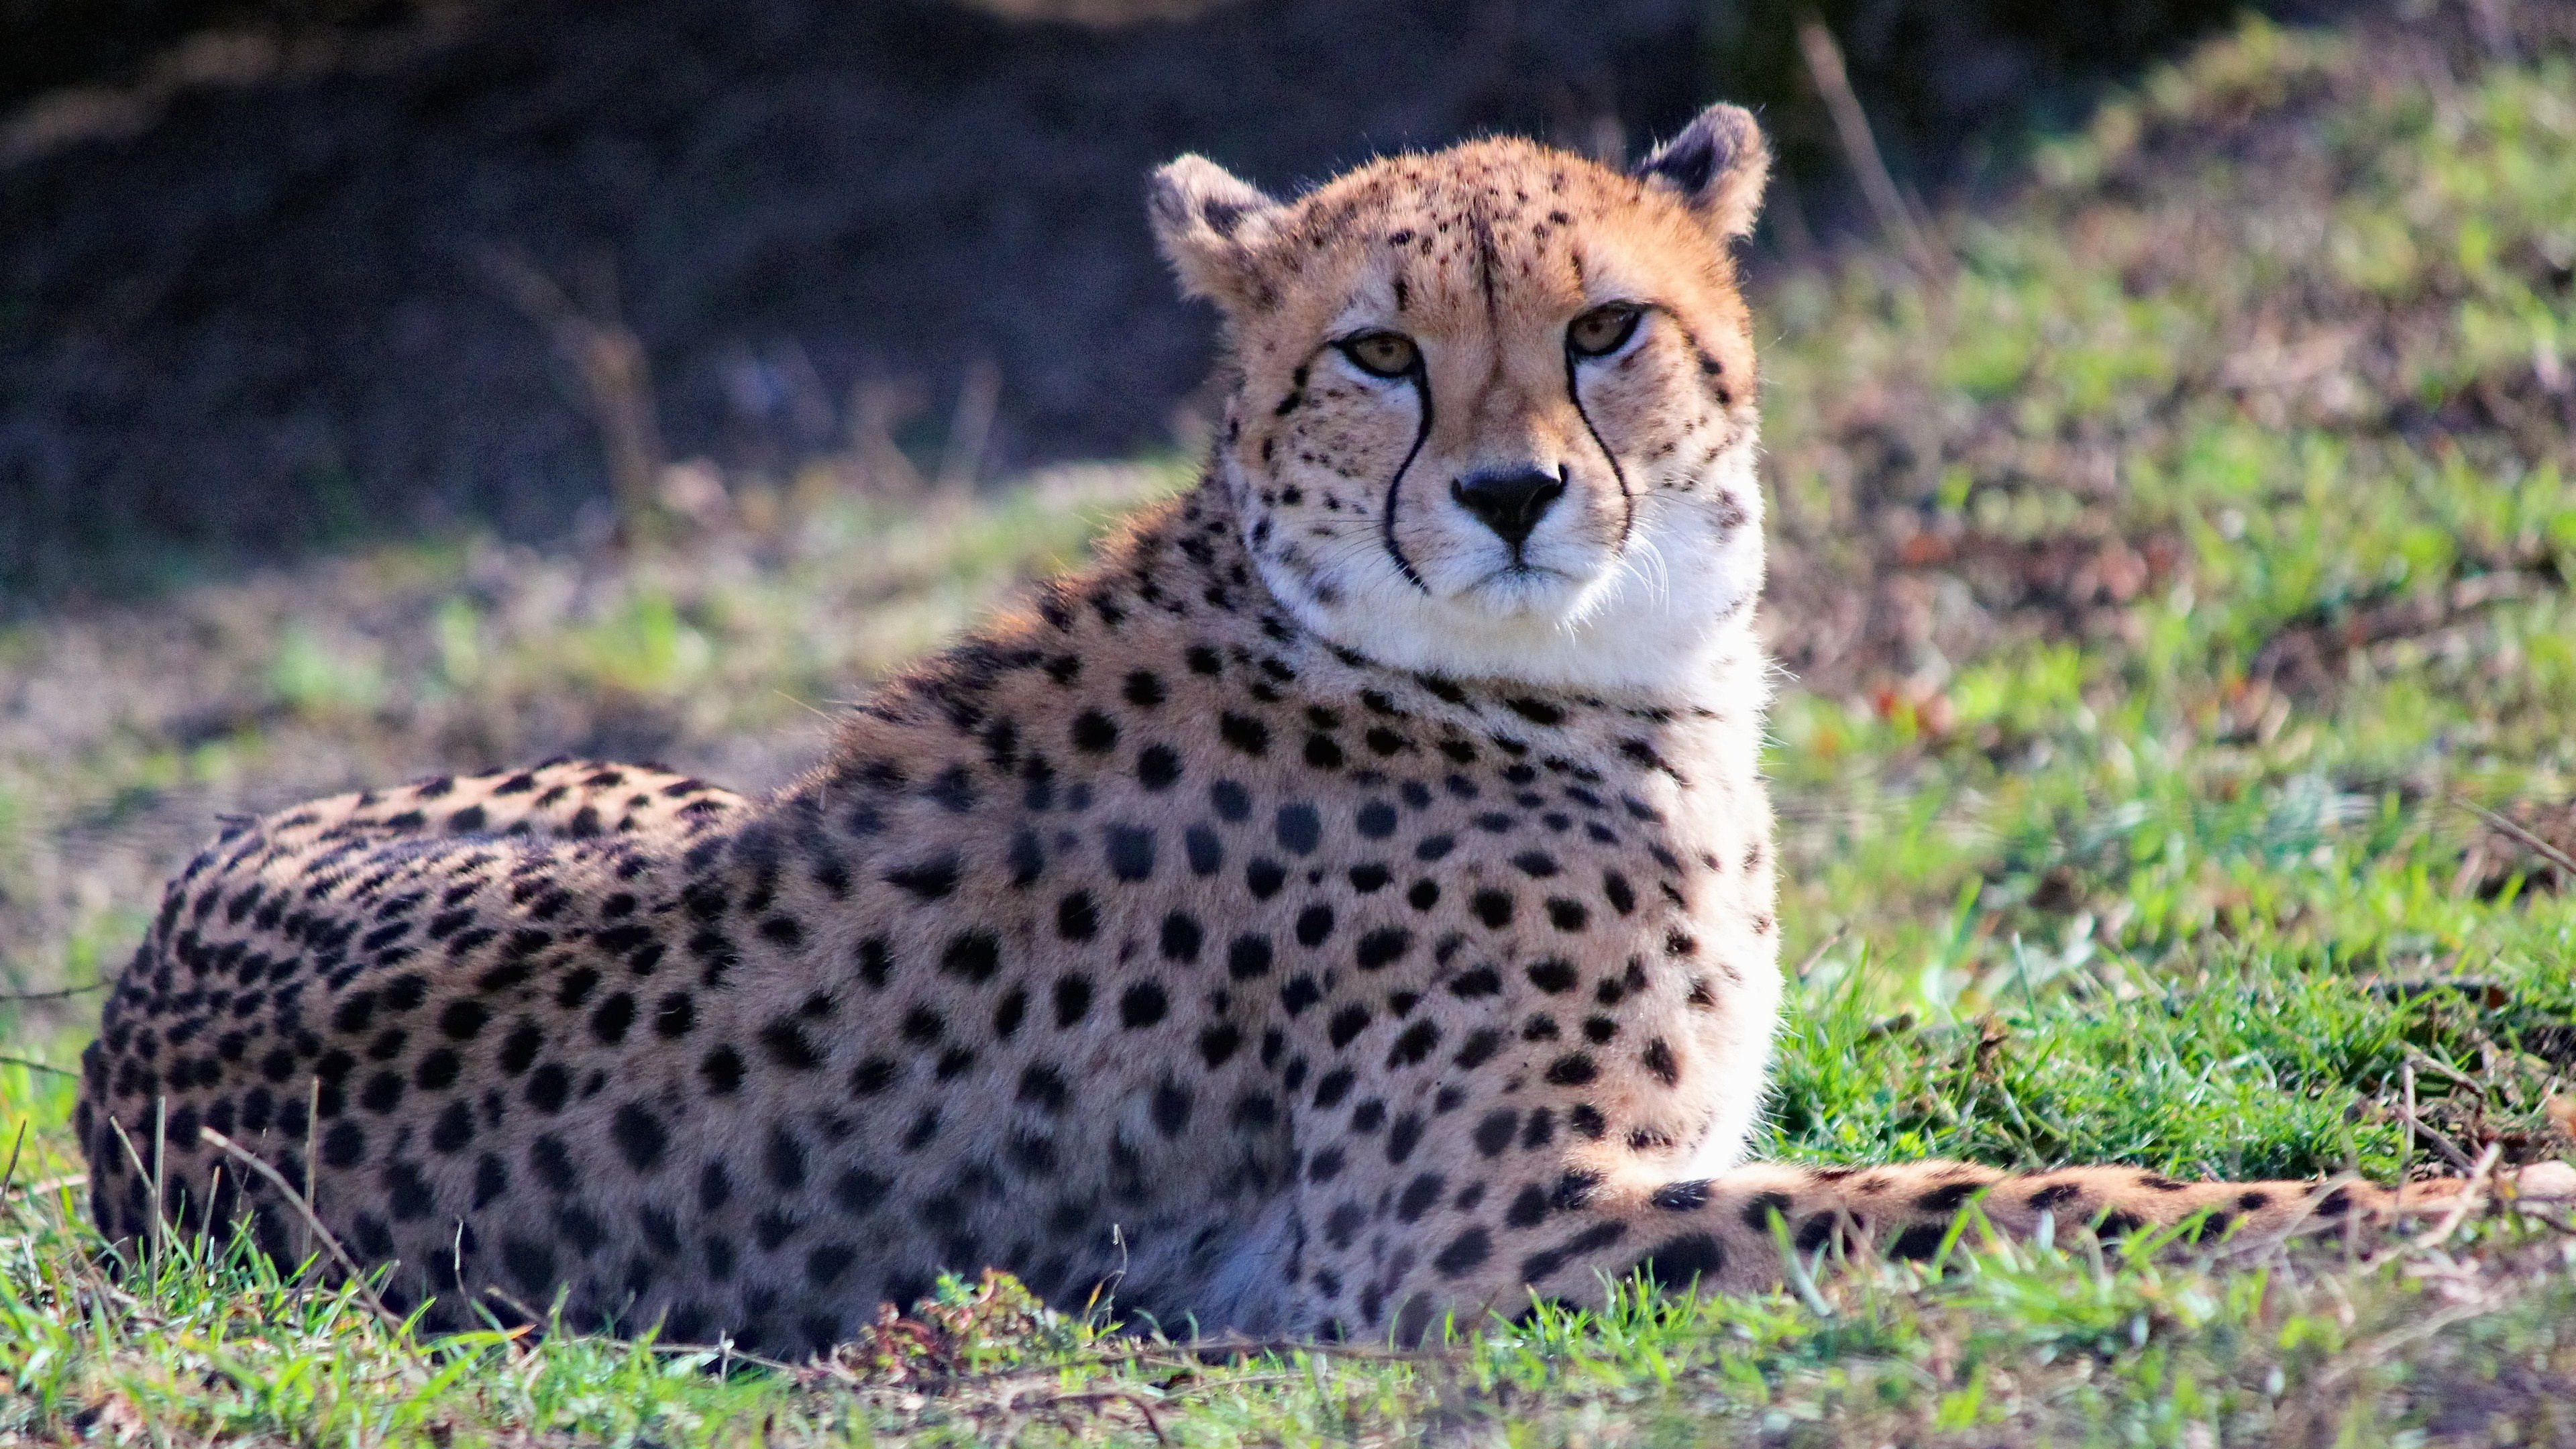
[7, 11, 2576, 1443]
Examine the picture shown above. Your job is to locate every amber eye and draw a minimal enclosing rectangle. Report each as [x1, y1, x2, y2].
[1567, 303, 1644, 359]
[1340, 331, 1421, 378]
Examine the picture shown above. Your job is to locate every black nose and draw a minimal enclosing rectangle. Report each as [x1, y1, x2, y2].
[1450, 468, 1566, 549]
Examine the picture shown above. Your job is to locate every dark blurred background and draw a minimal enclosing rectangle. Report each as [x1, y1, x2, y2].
[0, 0, 2337, 598]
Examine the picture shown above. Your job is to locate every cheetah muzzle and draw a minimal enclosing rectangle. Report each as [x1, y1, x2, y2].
[78, 104, 2573, 1354]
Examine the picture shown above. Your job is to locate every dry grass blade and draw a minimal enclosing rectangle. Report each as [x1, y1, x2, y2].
[0, 1053, 78, 1078]
[0, 983, 105, 1004]
[1795, 14, 1943, 278]
[2457, 797, 2576, 879]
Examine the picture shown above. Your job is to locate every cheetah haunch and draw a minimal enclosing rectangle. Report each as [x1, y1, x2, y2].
[80, 106, 2569, 1353]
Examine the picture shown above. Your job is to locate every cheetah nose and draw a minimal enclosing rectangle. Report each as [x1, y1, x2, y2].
[1450, 466, 1566, 550]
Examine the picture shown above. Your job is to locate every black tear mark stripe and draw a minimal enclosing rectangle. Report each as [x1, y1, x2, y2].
[1376, 349, 1438, 594]
[1565, 341, 1634, 553]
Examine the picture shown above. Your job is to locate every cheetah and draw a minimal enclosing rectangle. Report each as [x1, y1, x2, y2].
[78, 105, 2571, 1353]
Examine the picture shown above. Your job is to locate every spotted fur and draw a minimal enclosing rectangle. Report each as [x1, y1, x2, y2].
[80, 107, 2570, 1354]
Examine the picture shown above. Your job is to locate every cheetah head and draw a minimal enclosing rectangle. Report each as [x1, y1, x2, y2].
[1150, 105, 1770, 694]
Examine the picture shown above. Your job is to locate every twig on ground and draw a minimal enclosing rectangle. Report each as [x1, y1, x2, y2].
[2389, 1073, 2481, 1177]
[199, 1126, 411, 1336]
[2413, 1142, 2502, 1250]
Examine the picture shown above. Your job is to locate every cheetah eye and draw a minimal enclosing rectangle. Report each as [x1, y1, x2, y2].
[1338, 331, 1421, 378]
[1567, 303, 1644, 360]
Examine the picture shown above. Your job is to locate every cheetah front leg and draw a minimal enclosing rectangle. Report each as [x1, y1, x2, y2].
[1322, 1159, 2576, 1341]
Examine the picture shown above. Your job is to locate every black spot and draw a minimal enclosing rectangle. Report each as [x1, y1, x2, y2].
[529, 1134, 576, 1191]
[1356, 802, 1399, 839]
[856, 937, 894, 987]
[1641, 1039, 1680, 1087]
[1354, 927, 1411, 970]
[438, 1000, 491, 1040]
[1105, 826, 1157, 881]
[1385, 1020, 1439, 1067]
[1397, 1173, 1446, 1222]
[1159, 913, 1203, 963]
[1432, 1228, 1492, 1277]
[1327, 1004, 1372, 1049]
[1071, 711, 1120, 753]
[1888, 1223, 1949, 1261]
[1056, 892, 1099, 941]
[1636, 1232, 1725, 1289]
[1280, 975, 1322, 1015]
[321, 1120, 366, 1167]
[1470, 890, 1513, 928]
[760, 1018, 824, 1070]
[1018, 1063, 1070, 1112]
[1472, 1110, 1517, 1156]
[805, 1243, 857, 1287]
[1547, 899, 1589, 932]
[1601, 872, 1636, 915]
[1298, 902, 1339, 949]
[1210, 779, 1252, 820]
[1544, 1053, 1597, 1085]
[1199, 1022, 1244, 1068]
[1526, 959, 1578, 993]
[941, 930, 1003, 983]
[1651, 1179, 1711, 1212]
[833, 1169, 891, 1217]
[429, 1102, 474, 1154]
[765, 1125, 808, 1190]
[612, 1104, 667, 1171]
[1227, 935, 1274, 979]
[1914, 1179, 1984, 1214]
[1054, 976, 1093, 1027]
[1452, 1027, 1504, 1069]
[1275, 804, 1322, 855]
[525, 1063, 570, 1112]
[1219, 714, 1269, 756]
[992, 987, 1027, 1039]
[1137, 745, 1183, 791]
[590, 994, 637, 1044]
[1119, 982, 1168, 1029]
[655, 992, 696, 1038]
[700, 1045, 745, 1094]
[1151, 1080, 1193, 1136]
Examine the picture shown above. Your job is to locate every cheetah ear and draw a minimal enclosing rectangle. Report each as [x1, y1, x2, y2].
[1148, 154, 1284, 308]
[1633, 103, 1770, 241]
